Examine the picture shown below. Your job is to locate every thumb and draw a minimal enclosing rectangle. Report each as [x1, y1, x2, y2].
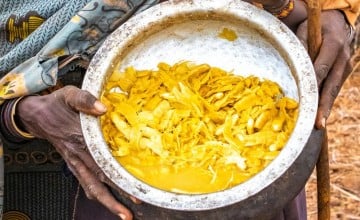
[61, 85, 107, 115]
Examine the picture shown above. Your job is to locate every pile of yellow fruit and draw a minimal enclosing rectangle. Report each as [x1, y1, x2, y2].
[100, 61, 298, 194]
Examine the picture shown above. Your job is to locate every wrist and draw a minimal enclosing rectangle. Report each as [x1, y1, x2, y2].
[280, 0, 308, 31]
[0, 97, 35, 143]
[263, 0, 291, 14]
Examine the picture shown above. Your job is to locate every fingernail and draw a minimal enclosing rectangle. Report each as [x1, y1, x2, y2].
[118, 213, 126, 220]
[130, 196, 141, 204]
[94, 100, 107, 113]
[321, 117, 326, 128]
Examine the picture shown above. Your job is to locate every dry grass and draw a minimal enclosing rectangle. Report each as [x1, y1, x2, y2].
[305, 50, 360, 220]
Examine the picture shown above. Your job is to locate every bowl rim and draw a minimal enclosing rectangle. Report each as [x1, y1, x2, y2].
[80, 0, 318, 211]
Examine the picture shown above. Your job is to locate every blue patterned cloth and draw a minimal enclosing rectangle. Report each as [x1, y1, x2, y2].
[0, 0, 159, 217]
[0, 0, 159, 102]
[0, 0, 91, 74]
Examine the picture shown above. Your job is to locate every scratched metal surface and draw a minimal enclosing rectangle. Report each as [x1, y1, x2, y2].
[80, 0, 318, 217]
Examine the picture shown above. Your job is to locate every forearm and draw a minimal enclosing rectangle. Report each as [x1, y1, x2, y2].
[250, 0, 359, 30]
[280, 0, 308, 31]
[250, 0, 308, 31]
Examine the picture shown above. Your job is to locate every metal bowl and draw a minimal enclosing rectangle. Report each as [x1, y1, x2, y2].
[80, 0, 319, 219]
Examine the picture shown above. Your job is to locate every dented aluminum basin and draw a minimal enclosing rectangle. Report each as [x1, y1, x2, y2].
[80, 0, 319, 219]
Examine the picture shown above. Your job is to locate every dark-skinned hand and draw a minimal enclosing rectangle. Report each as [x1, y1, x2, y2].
[296, 10, 354, 129]
[16, 85, 137, 220]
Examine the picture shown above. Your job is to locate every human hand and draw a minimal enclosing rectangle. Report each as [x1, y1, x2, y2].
[296, 10, 354, 129]
[16, 85, 135, 220]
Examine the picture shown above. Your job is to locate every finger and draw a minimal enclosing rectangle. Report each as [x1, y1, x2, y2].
[66, 154, 133, 220]
[62, 139, 143, 205]
[315, 49, 352, 129]
[86, 157, 143, 205]
[65, 141, 111, 183]
[106, 178, 143, 205]
[58, 143, 133, 219]
[295, 20, 308, 50]
[313, 36, 342, 87]
[129, 196, 142, 204]
[63, 142, 122, 195]
[61, 85, 107, 115]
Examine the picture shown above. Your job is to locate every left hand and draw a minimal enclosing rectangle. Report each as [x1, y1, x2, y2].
[16, 86, 137, 219]
[295, 10, 354, 129]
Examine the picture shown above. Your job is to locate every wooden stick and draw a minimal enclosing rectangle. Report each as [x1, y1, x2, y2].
[316, 130, 330, 220]
[307, 0, 322, 61]
[307, 1, 331, 220]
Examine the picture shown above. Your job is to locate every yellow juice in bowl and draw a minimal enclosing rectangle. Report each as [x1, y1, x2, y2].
[100, 61, 298, 194]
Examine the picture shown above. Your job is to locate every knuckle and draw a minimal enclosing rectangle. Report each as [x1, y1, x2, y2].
[61, 85, 78, 100]
[67, 137, 86, 153]
[96, 169, 107, 182]
[342, 51, 351, 62]
[315, 64, 329, 84]
[62, 86, 83, 107]
[76, 163, 87, 174]
[87, 183, 104, 202]
[78, 91, 97, 109]
[316, 64, 330, 76]
[63, 150, 76, 162]
[86, 184, 98, 198]
[63, 151, 84, 172]
[84, 188, 95, 200]
[332, 37, 344, 47]
[63, 85, 78, 94]
[64, 141, 84, 156]
[330, 85, 341, 98]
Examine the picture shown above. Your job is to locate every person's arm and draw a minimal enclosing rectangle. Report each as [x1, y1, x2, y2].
[248, 0, 308, 31]
[0, 86, 141, 220]
[249, 0, 360, 28]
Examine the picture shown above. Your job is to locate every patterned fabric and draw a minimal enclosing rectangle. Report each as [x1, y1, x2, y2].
[0, 0, 159, 104]
[0, 0, 159, 217]
[0, 0, 91, 74]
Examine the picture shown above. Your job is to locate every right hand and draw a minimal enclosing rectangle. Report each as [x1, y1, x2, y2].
[16, 86, 135, 220]
[295, 10, 354, 129]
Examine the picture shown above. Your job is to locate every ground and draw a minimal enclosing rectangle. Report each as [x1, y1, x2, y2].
[305, 46, 360, 219]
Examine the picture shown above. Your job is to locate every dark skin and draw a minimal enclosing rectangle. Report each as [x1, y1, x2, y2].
[296, 10, 354, 129]
[16, 86, 135, 220]
[245, 0, 308, 31]
[15, 1, 355, 220]
[251, 0, 355, 129]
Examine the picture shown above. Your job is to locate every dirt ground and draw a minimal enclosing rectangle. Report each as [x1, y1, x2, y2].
[305, 39, 360, 219]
